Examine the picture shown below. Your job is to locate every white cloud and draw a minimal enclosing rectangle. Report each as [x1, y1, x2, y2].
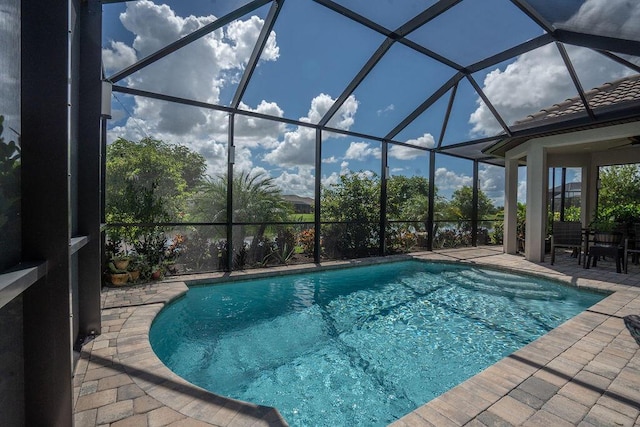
[157, 101, 208, 134]
[389, 133, 434, 160]
[344, 141, 381, 161]
[118, 1, 191, 55]
[563, 0, 640, 43]
[428, 164, 521, 207]
[235, 101, 286, 149]
[253, 92, 359, 196]
[233, 146, 256, 175]
[263, 125, 316, 167]
[303, 93, 358, 130]
[322, 156, 339, 164]
[102, 41, 137, 72]
[226, 16, 280, 69]
[470, 43, 635, 136]
[273, 167, 315, 197]
[109, 108, 127, 123]
[564, 45, 634, 90]
[435, 167, 472, 191]
[104, 1, 280, 178]
[263, 94, 358, 168]
[320, 161, 355, 189]
[329, 95, 359, 130]
[479, 165, 505, 206]
[101, 2, 377, 199]
[430, 164, 525, 207]
[321, 171, 342, 189]
[377, 104, 395, 116]
[470, 44, 574, 136]
[479, 167, 500, 191]
[340, 161, 349, 171]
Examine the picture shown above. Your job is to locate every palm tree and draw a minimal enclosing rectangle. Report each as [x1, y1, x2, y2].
[191, 171, 293, 262]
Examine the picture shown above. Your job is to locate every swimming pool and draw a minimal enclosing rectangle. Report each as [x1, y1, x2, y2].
[150, 260, 604, 426]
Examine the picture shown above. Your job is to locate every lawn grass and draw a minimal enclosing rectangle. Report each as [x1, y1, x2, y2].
[289, 213, 314, 222]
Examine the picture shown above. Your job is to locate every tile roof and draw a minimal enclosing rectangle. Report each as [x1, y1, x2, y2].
[515, 73, 640, 125]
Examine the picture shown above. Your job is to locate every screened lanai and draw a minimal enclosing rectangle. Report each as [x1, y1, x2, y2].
[100, 0, 640, 269]
[2, 0, 640, 425]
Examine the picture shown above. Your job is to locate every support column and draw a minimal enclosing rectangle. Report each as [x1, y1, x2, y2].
[427, 151, 436, 251]
[22, 0, 73, 424]
[550, 168, 556, 221]
[525, 144, 547, 262]
[583, 158, 598, 226]
[314, 129, 322, 264]
[471, 160, 479, 247]
[226, 114, 235, 271]
[504, 158, 519, 254]
[379, 141, 388, 256]
[560, 168, 567, 221]
[77, 0, 103, 338]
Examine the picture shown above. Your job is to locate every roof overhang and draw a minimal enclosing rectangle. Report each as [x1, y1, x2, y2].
[482, 101, 640, 158]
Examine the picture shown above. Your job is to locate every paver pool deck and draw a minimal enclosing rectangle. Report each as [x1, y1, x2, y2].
[73, 248, 640, 426]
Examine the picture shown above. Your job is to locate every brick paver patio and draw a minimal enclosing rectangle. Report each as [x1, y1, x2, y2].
[73, 248, 640, 426]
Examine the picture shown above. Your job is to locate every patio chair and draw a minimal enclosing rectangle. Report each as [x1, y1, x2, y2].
[550, 221, 583, 265]
[587, 231, 624, 273]
[624, 223, 640, 274]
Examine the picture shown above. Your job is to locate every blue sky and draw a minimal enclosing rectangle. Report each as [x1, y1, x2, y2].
[101, 0, 639, 206]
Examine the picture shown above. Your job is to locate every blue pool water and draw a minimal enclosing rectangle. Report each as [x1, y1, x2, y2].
[150, 260, 604, 426]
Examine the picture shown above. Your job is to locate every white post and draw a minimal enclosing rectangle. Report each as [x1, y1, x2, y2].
[525, 144, 547, 262]
[504, 158, 519, 254]
[581, 164, 590, 227]
[586, 156, 599, 225]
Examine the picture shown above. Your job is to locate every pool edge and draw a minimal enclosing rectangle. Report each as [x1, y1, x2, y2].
[77, 251, 640, 426]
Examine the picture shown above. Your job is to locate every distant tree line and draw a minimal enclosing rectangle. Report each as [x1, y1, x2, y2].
[105, 137, 500, 270]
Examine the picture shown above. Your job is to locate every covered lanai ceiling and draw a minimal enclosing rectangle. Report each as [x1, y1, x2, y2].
[102, 0, 640, 168]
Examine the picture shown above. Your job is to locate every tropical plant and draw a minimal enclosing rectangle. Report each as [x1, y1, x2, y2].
[386, 175, 429, 220]
[262, 239, 296, 266]
[106, 137, 206, 223]
[191, 171, 293, 263]
[444, 185, 496, 227]
[591, 164, 640, 235]
[433, 226, 472, 248]
[321, 172, 380, 258]
[517, 202, 527, 242]
[386, 226, 418, 253]
[132, 230, 168, 277]
[297, 228, 315, 255]
[105, 137, 207, 277]
[178, 227, 219, 272]
[598, 164, 640, 209]
[274, 228, 297, 262]
[490, 211, 504, 244]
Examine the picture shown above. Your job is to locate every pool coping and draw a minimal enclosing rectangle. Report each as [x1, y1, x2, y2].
[73, 250, 640, 426]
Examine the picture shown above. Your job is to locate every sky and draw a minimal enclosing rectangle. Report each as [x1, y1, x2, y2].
[101, 0, 640, 207]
